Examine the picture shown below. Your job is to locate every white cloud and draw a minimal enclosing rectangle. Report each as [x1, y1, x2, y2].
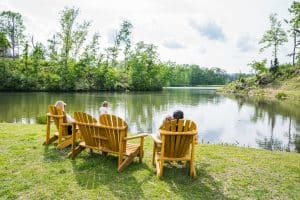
[162, 39, 185, 49]
[189, 19, 226, 41]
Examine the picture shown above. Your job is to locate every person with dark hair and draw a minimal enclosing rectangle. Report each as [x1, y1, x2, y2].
[154, 110, 184, 140]
[173, 110, 184, 120]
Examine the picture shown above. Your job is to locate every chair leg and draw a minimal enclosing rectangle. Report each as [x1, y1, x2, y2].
[189, 159, 196, 178]
[156, 154, 164, 177]
[58, 127, 63, 145]
[139, 148, 143, 163]
[57, 138, 72, 150]
[68, 146, 85, 159]
[152, 143, 156, 166]
[118, 151, 139, 172]
[158, 159, 164, 177]
[43, 135, 58, 145]
[139, 137, 144, 163]
[155, 155, 160, 176]
[44, 116, 51, 144]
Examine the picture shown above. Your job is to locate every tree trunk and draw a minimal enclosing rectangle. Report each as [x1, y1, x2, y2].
[274, 43, 277, 62]
[293, 32, 296, 67]
[12, 16, 15, 59]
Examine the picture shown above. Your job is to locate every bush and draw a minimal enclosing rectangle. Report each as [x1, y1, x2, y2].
[36, 115, 47, 124]
[275, 92, 287, 99]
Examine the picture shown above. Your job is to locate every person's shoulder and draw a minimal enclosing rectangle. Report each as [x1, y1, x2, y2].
[100, 106, 107, 111]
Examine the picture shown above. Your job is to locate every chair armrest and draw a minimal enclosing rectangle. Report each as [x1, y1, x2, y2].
[150, 134, 162, 144]
[61, 122, 73, 126]
[159, 130, 198, 135]
[124, 133, 148, 141]
[47, 113, 64, 118]
[74, 122, 127, 131]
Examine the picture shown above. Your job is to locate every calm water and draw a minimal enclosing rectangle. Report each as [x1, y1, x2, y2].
[0, 89, 299, 152]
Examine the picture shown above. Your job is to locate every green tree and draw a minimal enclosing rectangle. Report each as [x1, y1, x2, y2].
[56, 7, 90, 89]
[0, 11, 25, 58]
[128, 41, 167, 90]
[259, 13, 288, 72]
[286, 1, 300, 66]
[81, 32, 101, 66]
[117, 20, 133, 70]
[21, 40, 29, 78]
[58, 7, 79, 73]
[47, 34, 59, 61]
[248, 59, 268, 74]
[72, 21, 90, 60]
[106, 20, 133, 69]
[0, 32, 10, 57]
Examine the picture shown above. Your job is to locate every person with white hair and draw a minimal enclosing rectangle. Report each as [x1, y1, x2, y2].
[54, 100, 74, 123]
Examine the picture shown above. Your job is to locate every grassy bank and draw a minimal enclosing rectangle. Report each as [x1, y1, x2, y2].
[219, 66, 300, 100]
[0, 123, 300, 199]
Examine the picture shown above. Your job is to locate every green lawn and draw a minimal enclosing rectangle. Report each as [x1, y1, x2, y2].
[0, 123, 299, 199]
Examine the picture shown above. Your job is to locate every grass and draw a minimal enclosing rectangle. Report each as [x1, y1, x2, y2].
[0, 123, 300, 199]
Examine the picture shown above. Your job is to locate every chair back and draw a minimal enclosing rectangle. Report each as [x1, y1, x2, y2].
[48, 105, 68, 134]
[74, 112, 101, 148]
[99, 114, 128, 153]
[159, 119, 197, 158]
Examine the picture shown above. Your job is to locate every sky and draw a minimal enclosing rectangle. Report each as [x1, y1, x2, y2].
[0, 0, 294, 73]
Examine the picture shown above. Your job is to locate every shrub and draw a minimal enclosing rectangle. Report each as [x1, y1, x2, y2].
[275, 92, 287, 99]
[36, 115, 47, 124]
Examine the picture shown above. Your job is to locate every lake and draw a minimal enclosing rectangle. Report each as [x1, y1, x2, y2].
[0, 89, 299, 152]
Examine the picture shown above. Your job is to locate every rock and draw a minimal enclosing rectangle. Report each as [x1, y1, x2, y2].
[294, 69, 300, 76]
[235, 82, 246, 90]
[257, 75, 273, 85]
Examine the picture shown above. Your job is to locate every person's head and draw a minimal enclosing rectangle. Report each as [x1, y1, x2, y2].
[173, 110, 184, 120]
[163, 114, 173, 123]
[55, 100, 67, 111]
[102, 101, 109, 107]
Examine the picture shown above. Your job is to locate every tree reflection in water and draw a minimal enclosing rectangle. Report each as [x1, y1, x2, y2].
[232, 95, 300, 152]
[0, 90, 299, 152]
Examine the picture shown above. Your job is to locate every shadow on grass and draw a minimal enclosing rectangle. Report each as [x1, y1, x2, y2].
[42, 144, 229, 199]
[157, 162, 231, 200]
[72, 152, 152, 199]
[43, 143, 72, 162]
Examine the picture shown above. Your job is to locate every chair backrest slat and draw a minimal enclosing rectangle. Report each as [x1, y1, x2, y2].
[100, 114, 128, 152]
[160, 119, 197, 158]
[74, 112, 100, 148]
[48, 105, 67, 135]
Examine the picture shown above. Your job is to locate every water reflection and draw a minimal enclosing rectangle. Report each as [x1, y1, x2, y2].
[0, 90, 299, 152]
[228, 95, 300, 152]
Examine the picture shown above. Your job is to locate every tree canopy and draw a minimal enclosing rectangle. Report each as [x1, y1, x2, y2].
[0, 7, 236, 91]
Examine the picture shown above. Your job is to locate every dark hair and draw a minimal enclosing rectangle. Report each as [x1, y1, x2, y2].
[173, 110, 184, 120]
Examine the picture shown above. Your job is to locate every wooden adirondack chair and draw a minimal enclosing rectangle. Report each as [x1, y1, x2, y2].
[44, 105, 74, 149]
[152, 119, 197, 177]
[71, 112, 147, 172]
[68, 111, 97, 158]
